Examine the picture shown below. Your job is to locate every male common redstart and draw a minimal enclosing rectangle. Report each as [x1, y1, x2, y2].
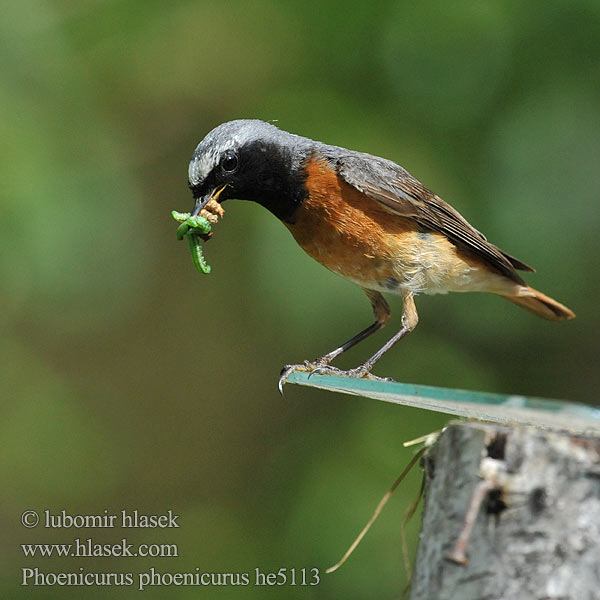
[187, 120, 575, 389]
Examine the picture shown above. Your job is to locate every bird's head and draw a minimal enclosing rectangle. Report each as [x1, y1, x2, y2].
[188, 119, 312, 222]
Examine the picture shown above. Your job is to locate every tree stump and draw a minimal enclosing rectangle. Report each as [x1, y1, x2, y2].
[410, 421, 600, 600]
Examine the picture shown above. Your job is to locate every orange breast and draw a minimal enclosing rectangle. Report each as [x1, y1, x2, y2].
[285, 157, 414, 283]
[285, 156, 511, 296]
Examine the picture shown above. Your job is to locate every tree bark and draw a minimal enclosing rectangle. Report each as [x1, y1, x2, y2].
[410, 421, 600, 600]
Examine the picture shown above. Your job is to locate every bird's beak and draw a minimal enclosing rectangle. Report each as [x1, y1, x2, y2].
[191, 184, 227, 217]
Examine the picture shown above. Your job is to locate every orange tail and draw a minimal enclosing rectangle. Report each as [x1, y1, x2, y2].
[501, 286, 575, 321]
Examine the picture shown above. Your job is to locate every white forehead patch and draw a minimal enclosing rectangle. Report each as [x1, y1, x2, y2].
[187, 119, 282, 186]
[188, 146, 220, 186]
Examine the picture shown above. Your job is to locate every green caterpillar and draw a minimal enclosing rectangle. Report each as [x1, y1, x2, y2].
[172, 211, 213, 274]
[187, 231, 211, 274]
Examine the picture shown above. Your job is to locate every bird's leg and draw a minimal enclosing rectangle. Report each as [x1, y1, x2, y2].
[308, 290, 418, 380]
[315, 289, 391, 366]
[349, 291, 418, 377]
[278, 290, 390, 392]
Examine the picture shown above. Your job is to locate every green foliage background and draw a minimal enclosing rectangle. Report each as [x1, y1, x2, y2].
[2, 1, 599, 597]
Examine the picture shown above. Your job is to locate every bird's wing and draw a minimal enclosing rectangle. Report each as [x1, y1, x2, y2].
[335, 152, 534, 282]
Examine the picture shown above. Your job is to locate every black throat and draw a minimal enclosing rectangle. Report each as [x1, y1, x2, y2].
[236, 140, 310, 224]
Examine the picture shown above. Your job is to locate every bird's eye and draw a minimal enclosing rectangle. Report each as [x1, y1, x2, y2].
[220, 150, 238, 172]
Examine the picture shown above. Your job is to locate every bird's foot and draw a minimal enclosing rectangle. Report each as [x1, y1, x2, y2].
[278, 361, 396, 394]
[309, 365, 396, 382]
[278, 361, 316, 394]
[278, 358, 342, 393]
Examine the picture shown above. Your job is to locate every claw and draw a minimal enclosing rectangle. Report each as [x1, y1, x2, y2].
[308, 365, 342, 379]
[278, 363, 311, 395]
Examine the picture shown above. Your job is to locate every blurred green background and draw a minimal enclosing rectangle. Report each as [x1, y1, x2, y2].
[2, 1, 599, 597]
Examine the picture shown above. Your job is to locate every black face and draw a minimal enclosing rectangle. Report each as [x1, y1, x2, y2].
[190, 138, 310, 223]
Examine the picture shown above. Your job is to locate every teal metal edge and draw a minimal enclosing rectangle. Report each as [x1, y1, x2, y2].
[286, 372, 600, 435]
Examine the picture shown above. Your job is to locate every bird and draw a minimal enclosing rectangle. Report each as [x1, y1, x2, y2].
[186, 119, 575, 390]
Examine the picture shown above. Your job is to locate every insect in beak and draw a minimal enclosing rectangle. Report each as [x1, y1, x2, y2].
[191, 184, 227, 216]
